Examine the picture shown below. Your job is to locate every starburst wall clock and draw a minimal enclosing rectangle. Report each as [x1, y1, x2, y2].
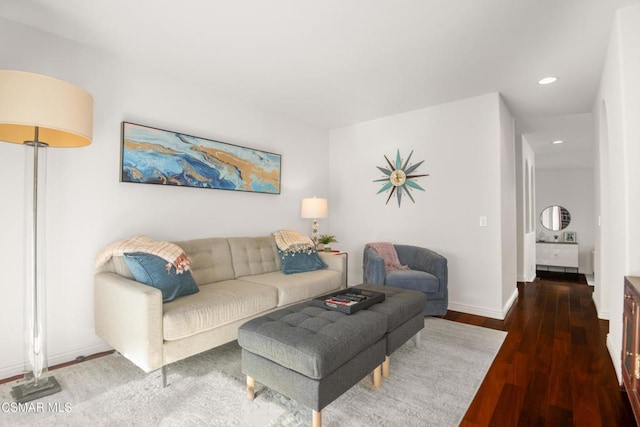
[374, 149, 429, 207]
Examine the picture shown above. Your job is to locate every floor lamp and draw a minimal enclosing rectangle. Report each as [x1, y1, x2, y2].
[301, 197, 328, 245]
[0, 70, 93, 402]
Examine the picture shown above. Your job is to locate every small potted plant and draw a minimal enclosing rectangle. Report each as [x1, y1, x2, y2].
[317, 234, 338, 252]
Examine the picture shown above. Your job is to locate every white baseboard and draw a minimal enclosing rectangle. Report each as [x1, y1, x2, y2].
[607, 333, 622, 384]
[0, 341, 113, 381]
[593, 292, 610, 320]
[448, 288, 518, 321]
[448, 302, 504, 320]
[517, 273, 536, 283]
[503, 288, 518, 316]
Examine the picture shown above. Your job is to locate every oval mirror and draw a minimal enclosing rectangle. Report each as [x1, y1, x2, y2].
[540, 205, 571, 231]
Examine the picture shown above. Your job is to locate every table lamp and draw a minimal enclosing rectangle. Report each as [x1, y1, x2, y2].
[301, 197, 328, 245]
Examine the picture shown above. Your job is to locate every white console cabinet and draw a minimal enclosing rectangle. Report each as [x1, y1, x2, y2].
[536, 242, 579, 271]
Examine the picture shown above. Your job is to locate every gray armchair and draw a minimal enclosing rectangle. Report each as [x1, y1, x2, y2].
[363, 244, 448, 316]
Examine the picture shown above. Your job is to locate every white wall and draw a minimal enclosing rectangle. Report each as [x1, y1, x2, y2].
[516, 135, 536, 282]
[0, 15, 531, 379]
[499, 96, 518, 309]
[535, 169, 595, 274]
[328, 93, 517, 319]
[593, 3, 640, 381]
[0, 18, 330, 378]
[593, 100, 608, 319]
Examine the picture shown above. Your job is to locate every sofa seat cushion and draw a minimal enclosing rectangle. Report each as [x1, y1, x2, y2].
[162, 280, 278, 341]
[240, 270, 342, 306]
[384, 269, 439, 293]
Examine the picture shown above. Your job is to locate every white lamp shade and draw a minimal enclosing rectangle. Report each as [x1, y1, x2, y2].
[0, 70, 93, 147]
[301, 197, 328, 219]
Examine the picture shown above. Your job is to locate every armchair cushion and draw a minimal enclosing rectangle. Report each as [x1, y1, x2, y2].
[384, 270, 439, 293]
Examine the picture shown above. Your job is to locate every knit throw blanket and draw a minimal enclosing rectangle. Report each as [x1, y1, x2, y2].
[369, 242, 409, 271]
[273, 230, 315, 255]
[95, 235, 191, 274]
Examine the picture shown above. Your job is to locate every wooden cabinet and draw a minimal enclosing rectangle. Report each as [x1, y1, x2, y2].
[536, 242, 579, 271]
[623, 276, 640, 424]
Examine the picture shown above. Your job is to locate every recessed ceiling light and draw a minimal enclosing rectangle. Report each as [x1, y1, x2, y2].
[552, 140, 564, 145]
[538, 77, 558, 85]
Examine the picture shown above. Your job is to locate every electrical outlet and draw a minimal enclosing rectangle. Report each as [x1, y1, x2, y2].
[479, 216, 487, 227]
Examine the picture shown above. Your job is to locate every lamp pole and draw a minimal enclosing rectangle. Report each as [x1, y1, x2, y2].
[12, 129, 61, 401]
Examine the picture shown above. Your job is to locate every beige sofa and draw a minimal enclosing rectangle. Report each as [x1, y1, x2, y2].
[94, 236, 346, 382]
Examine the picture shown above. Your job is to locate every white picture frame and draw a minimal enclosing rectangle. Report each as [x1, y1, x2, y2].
[564, 231, 577, 243]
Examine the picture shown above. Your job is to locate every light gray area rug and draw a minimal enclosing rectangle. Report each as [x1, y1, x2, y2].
[0, 318, 505, 427]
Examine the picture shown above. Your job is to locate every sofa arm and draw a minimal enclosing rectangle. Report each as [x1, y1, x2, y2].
[363, 246, 386, 285]
[94, 271, 164, 372]
[395, 245, 448, 292]
[318, 251, 347, 287]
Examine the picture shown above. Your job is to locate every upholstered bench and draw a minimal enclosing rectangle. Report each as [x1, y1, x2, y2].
[354, 284, 426, 377]
[238, 302, 387, 427]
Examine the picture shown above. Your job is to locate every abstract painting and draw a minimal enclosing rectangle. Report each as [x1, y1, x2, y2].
[121, 122, 281, 194]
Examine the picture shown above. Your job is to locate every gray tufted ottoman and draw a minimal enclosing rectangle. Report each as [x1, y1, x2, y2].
[354, 284, 427, 377]
[238, 302, 387, 427]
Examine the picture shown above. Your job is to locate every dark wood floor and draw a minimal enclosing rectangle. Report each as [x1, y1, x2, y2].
[444, 274, 636, 426]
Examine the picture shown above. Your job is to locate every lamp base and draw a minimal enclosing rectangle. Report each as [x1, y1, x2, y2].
[311, 219, 319, 245]
[11, 376, 61, 403]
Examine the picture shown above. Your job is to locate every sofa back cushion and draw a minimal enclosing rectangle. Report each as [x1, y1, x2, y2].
[228, 236, 280, 277]
[174, 238, 235, 286]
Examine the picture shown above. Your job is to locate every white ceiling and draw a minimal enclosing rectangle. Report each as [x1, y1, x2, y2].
[2, 0, 639, 169]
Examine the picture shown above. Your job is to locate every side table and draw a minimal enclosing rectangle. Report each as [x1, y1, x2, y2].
[323, 251, 347, 287]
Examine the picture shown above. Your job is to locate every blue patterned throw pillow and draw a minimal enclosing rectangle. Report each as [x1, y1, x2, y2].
[123, 252, 199, 303]
[278, 248, 328, 275]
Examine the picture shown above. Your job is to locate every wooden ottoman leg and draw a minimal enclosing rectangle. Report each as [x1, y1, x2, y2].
[382, 355, 390, 378]
[372, 365, 382, 388]
[313, 410, 322, 427]
[246, 376, 255, 400]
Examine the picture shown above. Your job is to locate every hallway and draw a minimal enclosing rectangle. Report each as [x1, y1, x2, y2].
[445, 277, 635, 426]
